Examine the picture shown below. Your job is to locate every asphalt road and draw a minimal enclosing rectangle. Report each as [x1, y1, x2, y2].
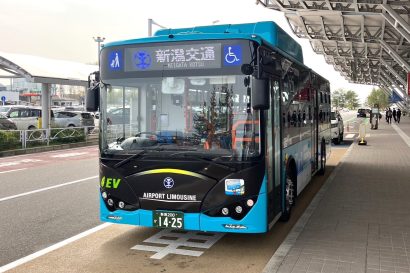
[0, 147, 100, 266]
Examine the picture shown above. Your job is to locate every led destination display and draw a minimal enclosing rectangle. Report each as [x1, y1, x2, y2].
[125, 43, 222, 72]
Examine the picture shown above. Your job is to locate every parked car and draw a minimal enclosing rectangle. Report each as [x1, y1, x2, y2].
[54, 111, 95, 129]
[357, 108, 368, 118]
[3, 106, 54, 130]
[331, 110, 344, 144]
[0, 105, 31, 115]
[0, 113, 17, 130]
[107, 107, 130, 125]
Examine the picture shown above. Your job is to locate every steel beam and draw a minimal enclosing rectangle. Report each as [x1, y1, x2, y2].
[381, 4, 410, 44]
[380, 59, 407, 87]
[380, 70, 406, 97]
[380, 40, 410, 72]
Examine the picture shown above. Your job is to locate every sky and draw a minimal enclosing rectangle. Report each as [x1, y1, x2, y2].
[0, 0, 375, 103]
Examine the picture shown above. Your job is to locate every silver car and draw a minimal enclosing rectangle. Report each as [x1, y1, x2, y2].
[54, 111, 94, 129]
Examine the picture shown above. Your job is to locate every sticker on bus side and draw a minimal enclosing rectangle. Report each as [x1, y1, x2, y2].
[224, 179, 245, 195]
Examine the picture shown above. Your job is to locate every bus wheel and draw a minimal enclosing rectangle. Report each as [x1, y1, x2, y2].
[280, 171, 295, 222]
[318, 141, 326, 175]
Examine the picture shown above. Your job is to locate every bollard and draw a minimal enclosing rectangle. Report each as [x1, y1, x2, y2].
[358, 123, 367, 145]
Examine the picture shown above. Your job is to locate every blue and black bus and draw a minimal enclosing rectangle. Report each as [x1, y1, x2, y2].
[87, 21, 331, 233]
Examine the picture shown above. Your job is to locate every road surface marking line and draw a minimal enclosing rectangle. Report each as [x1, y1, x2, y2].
[0, 159, 43, 168]
[262, 144, 355, 273]
[0, 146, 98, 160]
[0, 176, 98, 203]
[132, 229, 225, 259]
[0, 168, 27, 174]
[51, 152, 88, 158]
[392, 124, 410, 147]
[345, 133, 355, 139]
[0, 223, 111, 273]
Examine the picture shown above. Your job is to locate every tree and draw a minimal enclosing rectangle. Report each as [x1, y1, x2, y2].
[331, 88, 346, 108]
[366, 88, 389, 109]
[344, 90, 360, 109]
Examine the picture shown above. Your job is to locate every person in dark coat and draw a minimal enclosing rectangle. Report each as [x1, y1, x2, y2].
[397, 109, 402, 123]
[387, 108, 392, 124]
[393, 108, 397, 123]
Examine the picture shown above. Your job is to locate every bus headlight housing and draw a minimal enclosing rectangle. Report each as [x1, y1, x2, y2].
[204, 196, 257, 220]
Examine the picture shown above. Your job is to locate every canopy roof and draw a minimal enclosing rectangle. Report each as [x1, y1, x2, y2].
[257, 0, 410, 104]
[0, 52, 97, 87]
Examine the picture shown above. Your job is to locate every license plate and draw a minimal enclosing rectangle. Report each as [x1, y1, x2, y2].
[153, 211, 184, 229]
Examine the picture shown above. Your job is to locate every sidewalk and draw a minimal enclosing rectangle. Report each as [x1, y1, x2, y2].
[264, 116, 410, 273]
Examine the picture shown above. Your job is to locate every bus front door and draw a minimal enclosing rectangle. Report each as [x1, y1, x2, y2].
[267, 78, 282, 226]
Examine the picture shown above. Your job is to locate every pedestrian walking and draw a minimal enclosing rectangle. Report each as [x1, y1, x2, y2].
[387, 108, 392, 124]
[393, 108, 397, 123]
[385, 109, 389, 122]
[397, 109, 402, 123]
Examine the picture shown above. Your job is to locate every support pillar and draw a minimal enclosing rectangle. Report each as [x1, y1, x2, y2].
[41, 83, 51, 129]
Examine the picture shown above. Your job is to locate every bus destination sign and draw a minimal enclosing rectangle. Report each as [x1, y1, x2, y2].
[124, 43, 221, 72]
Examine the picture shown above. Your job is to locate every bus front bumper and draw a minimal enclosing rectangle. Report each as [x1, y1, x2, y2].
[99, 191, 268, 233]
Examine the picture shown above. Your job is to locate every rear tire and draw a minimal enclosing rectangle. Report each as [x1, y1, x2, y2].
[280, 169, 295, 222]
[318, 141, 326, 175]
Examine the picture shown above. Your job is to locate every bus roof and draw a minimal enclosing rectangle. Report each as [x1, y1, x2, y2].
[103, 21, 304, 64]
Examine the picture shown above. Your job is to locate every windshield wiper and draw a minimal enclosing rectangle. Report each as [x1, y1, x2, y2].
[169, 152, 236, 172]
[113, 150, 148, 168]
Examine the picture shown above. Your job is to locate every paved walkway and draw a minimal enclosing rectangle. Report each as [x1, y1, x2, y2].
[264, 115, 410, 273]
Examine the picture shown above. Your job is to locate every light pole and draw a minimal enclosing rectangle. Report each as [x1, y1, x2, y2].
[148, 19, 167, 37]
[93, 36, 105, 67]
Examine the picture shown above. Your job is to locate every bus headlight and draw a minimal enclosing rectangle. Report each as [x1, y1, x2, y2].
[246, 199, 254, 207]
[107, 198, 114, 206]
[118, 201, 125, 209]
[101, 191, 108, 199]
[235, 205, 243, 214]
[221, 207, 229, 216]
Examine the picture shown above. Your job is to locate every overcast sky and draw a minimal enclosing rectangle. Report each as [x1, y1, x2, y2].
[0, 0, 375, 103]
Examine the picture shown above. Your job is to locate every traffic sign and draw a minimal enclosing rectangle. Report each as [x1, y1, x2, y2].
[1, 96, 5, 104]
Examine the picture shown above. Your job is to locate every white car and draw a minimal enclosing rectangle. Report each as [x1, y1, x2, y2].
[54, 111, 95, 129]
[331, 110, 344, 144]
[4, 106, 54, 130]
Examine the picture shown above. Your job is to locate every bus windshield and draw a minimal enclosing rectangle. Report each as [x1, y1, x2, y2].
[101, 74, 260, 160]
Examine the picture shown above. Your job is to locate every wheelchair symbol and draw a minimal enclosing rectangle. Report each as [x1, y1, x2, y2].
[225, 47, 240, 64]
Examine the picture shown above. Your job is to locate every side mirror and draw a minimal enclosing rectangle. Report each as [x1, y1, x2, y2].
[251, 79, 269, 110]
[86, 85, 100, 112]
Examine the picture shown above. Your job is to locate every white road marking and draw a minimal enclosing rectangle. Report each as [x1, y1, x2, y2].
[345, 133, 355, 139]
[51, 152, 88, 158]
[0, 176, 98, 203]
[0, 223, 111, 273]
[132, 229, 225, 259]
[0, 146, 97, 160]
[0, 159, 42, 168]
[392, 124, 410, 147]
[0, 168, 27, 175]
